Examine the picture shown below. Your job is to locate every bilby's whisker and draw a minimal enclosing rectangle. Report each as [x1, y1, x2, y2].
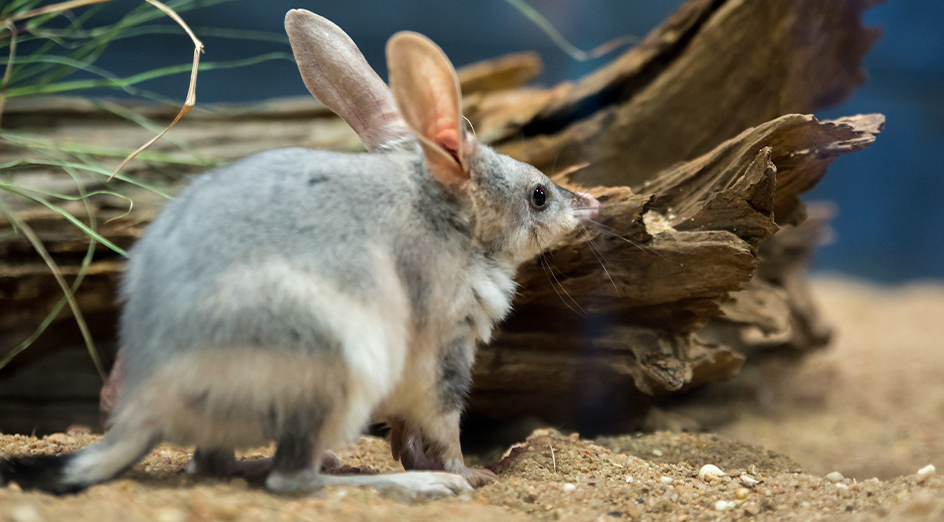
[545, 250, 586, 315]
[539, 254, 586, 316]
[587, 219, 627, 234]
[579, 223, 620, 296]
[588, 222, 651, 257]
[587, 220, 676, 265]
[536, 229, 587, 316]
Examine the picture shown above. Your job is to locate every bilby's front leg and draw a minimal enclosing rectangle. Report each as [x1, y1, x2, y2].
[388, 338, 496, 487]
[389, 417, 442, 471]
[417, 410, 497, 487]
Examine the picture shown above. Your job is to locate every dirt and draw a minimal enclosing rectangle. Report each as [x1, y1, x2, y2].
[716, 276, 944, 481]
[1, 276, 943, 521]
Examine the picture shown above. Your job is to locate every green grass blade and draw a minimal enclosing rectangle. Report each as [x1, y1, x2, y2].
[6, 52, 295, 98]
[1, 129, 222, 168]
[90, 98, 210, 162]
[0, 201, 105, 379]
[0, 157, 174, 198]
[0, 209, 97, 372]
[0, 182, 128, 257]
[4, 182, 134, 223]
[1, 0, 42, 17]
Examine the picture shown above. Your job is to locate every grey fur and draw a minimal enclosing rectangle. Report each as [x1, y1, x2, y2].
[118, 148, 394, 383]
[437, 338, 474, 412]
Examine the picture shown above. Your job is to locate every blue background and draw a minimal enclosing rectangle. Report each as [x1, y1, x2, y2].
[38, 0, 944, 282]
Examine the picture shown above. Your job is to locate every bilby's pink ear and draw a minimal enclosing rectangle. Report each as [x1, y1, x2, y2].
[386, 32, 470, 186]
[285, 9, 411, 151]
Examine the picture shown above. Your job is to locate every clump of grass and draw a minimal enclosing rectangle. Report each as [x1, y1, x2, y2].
[0, 0, 292, 374]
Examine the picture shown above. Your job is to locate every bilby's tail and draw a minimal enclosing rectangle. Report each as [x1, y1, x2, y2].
[0, 454, 82, 494]
[0, 426, 159, 495]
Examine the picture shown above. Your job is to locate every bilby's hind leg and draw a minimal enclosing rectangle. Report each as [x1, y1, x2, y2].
[265, 431, 471, 498]
[264, 404, 325, 493]
[317, 470, 471, 498]
[262, 402, 471, 497]
[264, 433, 319, 492]
[188, 447, 240, 476]
[187, 448, 340, 480]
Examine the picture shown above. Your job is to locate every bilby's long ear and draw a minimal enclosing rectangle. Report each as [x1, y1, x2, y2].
[285, 9, 411, 151]
[386, 32, 471, 186]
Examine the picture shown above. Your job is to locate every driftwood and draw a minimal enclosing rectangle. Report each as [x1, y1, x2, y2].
[0, 0, 884, 435]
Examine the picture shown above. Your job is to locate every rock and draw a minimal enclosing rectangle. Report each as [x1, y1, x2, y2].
[739, 474, 760, 487]
[697, 464, 725, 481]
[563, 483, 576, 493]
[917, 464, 936, 477]
[736, 488, 750, 500]
[154, 508, 185, 522]
[904, 491, 936, 517]
[825, 472, 844, 483]
[10, 505, 42, 522]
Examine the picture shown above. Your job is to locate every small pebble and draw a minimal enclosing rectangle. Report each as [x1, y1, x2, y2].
[563, 483, 576, 493]
[154, 509, 185, 522]
[739, 473, 760, 487]
[714, 500, 733, 511]
[735, 488, 750, 500]
[825, 472, 844, 483]
[652, 449, 663, 457]
[625, 476, 634, 483]
[661, 476, 674, 484]
[10, 505, 42, 522]
[917, 464, 936, 477]
[697, 464, 725, 481]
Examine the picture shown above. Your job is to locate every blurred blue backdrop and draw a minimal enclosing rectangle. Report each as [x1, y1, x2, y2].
[37, 0, 944, 282]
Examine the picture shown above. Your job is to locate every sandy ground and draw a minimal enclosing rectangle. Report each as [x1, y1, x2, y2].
[717, 276, 944, 481]
[1, 276, 943, 521]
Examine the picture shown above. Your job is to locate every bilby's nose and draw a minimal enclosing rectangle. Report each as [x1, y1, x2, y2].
[575, 192, 600, 221]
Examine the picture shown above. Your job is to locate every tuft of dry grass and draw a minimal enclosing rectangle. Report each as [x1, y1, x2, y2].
[0, 0, 279, 370]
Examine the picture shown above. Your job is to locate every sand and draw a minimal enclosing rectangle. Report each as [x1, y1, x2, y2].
[717, 276, 944, 481]
[1, 276, 943, 521]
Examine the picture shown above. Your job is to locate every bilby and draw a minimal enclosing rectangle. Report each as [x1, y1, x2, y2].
[0, 9, 599, 496]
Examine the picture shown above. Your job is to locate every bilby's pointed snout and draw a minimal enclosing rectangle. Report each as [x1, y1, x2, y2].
[575, 191, 601, 221]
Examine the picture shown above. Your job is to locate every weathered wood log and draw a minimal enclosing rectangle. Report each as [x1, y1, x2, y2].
[0, 0, 884, 434]
[471, 115, 881, 428]
[491, 0, 885, 188]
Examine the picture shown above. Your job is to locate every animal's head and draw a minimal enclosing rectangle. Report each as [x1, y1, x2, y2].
[385, 32, 599, 265]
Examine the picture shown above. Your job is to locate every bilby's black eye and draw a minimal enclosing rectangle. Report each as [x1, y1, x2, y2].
[530, 185, 548, 210]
